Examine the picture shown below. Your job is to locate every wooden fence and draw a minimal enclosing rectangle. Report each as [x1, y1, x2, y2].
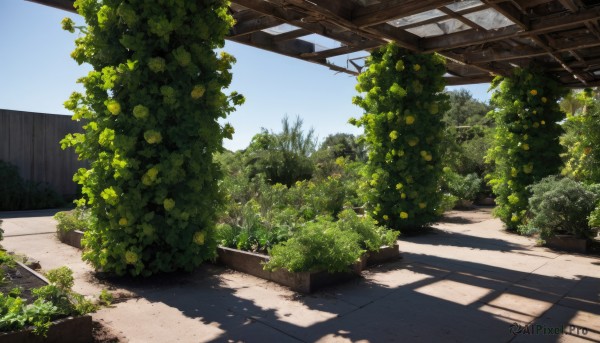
[0, 109, 85, 197]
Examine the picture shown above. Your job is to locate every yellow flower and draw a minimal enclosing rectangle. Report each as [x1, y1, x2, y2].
[429, 103, 439, 115]
[163, 198, 175, 211]
[125, 251, 138, 264]
[522, 144, 529, 150]
[530, 89, 538, 96]
[541, 120, 545, 125]
[118, 218, 128, 226]
[413, 64, 421, 72]
[541, 97, 548, 103]
[424, 154, 432, 161]
[144, 130, 163, 144]
[511, 215, 519, 222]
[405, 116, 415, 125]
[400, 212, 409, 219]
[107, 100, 121, 115]
[396, 183, 403, 190]
[418, 202, 426, 209]
[389, 130, 399, 141]
[408, 138, 419, 147]
[395, 60, 404, 71]
[191, 85, 206, 99]
[133, 105, 149, 119]
[400, 193, 406, 199]
[193, 231, 205, 245]
[383, 215, 389, 220]
[532, 110, 537, 115]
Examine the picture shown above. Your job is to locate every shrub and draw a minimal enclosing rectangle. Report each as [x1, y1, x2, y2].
[0, 267, 96, 337]
[61, 1, 243, 276]
[351, 43, 449, 232]
[245, 116, 317, 186]
[54, 208, 90, 234]
[522, 176, 600, 239]
[443, 169, 482, 202]
[486, 68, 567, 230]
[0, 160, 63, 211]
[335, 209, 398, 251]
[264, 218, 363, 273]
[589, 203, 600, 229]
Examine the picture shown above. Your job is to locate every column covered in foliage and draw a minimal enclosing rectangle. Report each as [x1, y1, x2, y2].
[61, 0, 243, 276]
[486, 68, 566, 230]
[351, 44, 448, 231]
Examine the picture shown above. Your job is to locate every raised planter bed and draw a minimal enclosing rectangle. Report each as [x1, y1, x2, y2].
[217, 244, 400, 293]
[545, 235, 588, 254]
[0, 262, 93, 343]
[57, 230, 84, 249]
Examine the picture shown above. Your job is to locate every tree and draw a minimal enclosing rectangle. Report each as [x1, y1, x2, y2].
[351, 43, 449, 231]
[61, 0, 243, 276]
[317, 133, 367, 162]
[443, 89, 491, 128]
[245, 116, 317, 186]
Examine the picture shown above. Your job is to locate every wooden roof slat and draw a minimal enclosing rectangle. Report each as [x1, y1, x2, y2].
[423, 8, 600, 51]
[230, 15, 283, 37]
[27, 0, 600, 87]
[351, 0, 455, 28]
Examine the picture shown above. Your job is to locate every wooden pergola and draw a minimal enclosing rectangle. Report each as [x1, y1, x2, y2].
[31, 0, 600, 87]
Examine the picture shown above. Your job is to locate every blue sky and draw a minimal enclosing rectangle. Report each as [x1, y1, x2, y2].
[0, 0, 492, 151]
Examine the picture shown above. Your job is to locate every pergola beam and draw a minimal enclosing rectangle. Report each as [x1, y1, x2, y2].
[351, 0, 455, 28]
[423, 8, 600, 51]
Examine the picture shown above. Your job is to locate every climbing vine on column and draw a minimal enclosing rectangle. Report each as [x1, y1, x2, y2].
[351, 43, 448, 232]
[486, 68, 566, 230]
[61, 0, 244, 276]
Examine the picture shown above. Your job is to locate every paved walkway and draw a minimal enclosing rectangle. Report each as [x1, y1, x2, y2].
[1, 208, 599, 342]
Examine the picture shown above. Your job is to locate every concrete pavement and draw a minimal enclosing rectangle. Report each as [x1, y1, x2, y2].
[1, 208, 598, 342]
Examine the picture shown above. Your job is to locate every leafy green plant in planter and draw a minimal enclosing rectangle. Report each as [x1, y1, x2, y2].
[486, 68, 567, 230]
[520, 176, 600, 240]
[351, 43, 449, 232]
[264, 218, 364, 273]
[335, 209, 398, 251]
[61, 1, 243, 276]
[54, 208, 90, 235]
[0, 267, 96, 337]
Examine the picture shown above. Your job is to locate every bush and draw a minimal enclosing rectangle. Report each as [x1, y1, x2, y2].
[443, 169, 482, 202]
[589, 203, 600, 229]
[0, 267, 96, 336]
[264, 218, 364, 273]
[54, 208, 90, 235]
[245, 116, 317, 186]
[335, 209, 397, 251]
[521, 176, 600, 239]
[0, 161, 63, 211]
